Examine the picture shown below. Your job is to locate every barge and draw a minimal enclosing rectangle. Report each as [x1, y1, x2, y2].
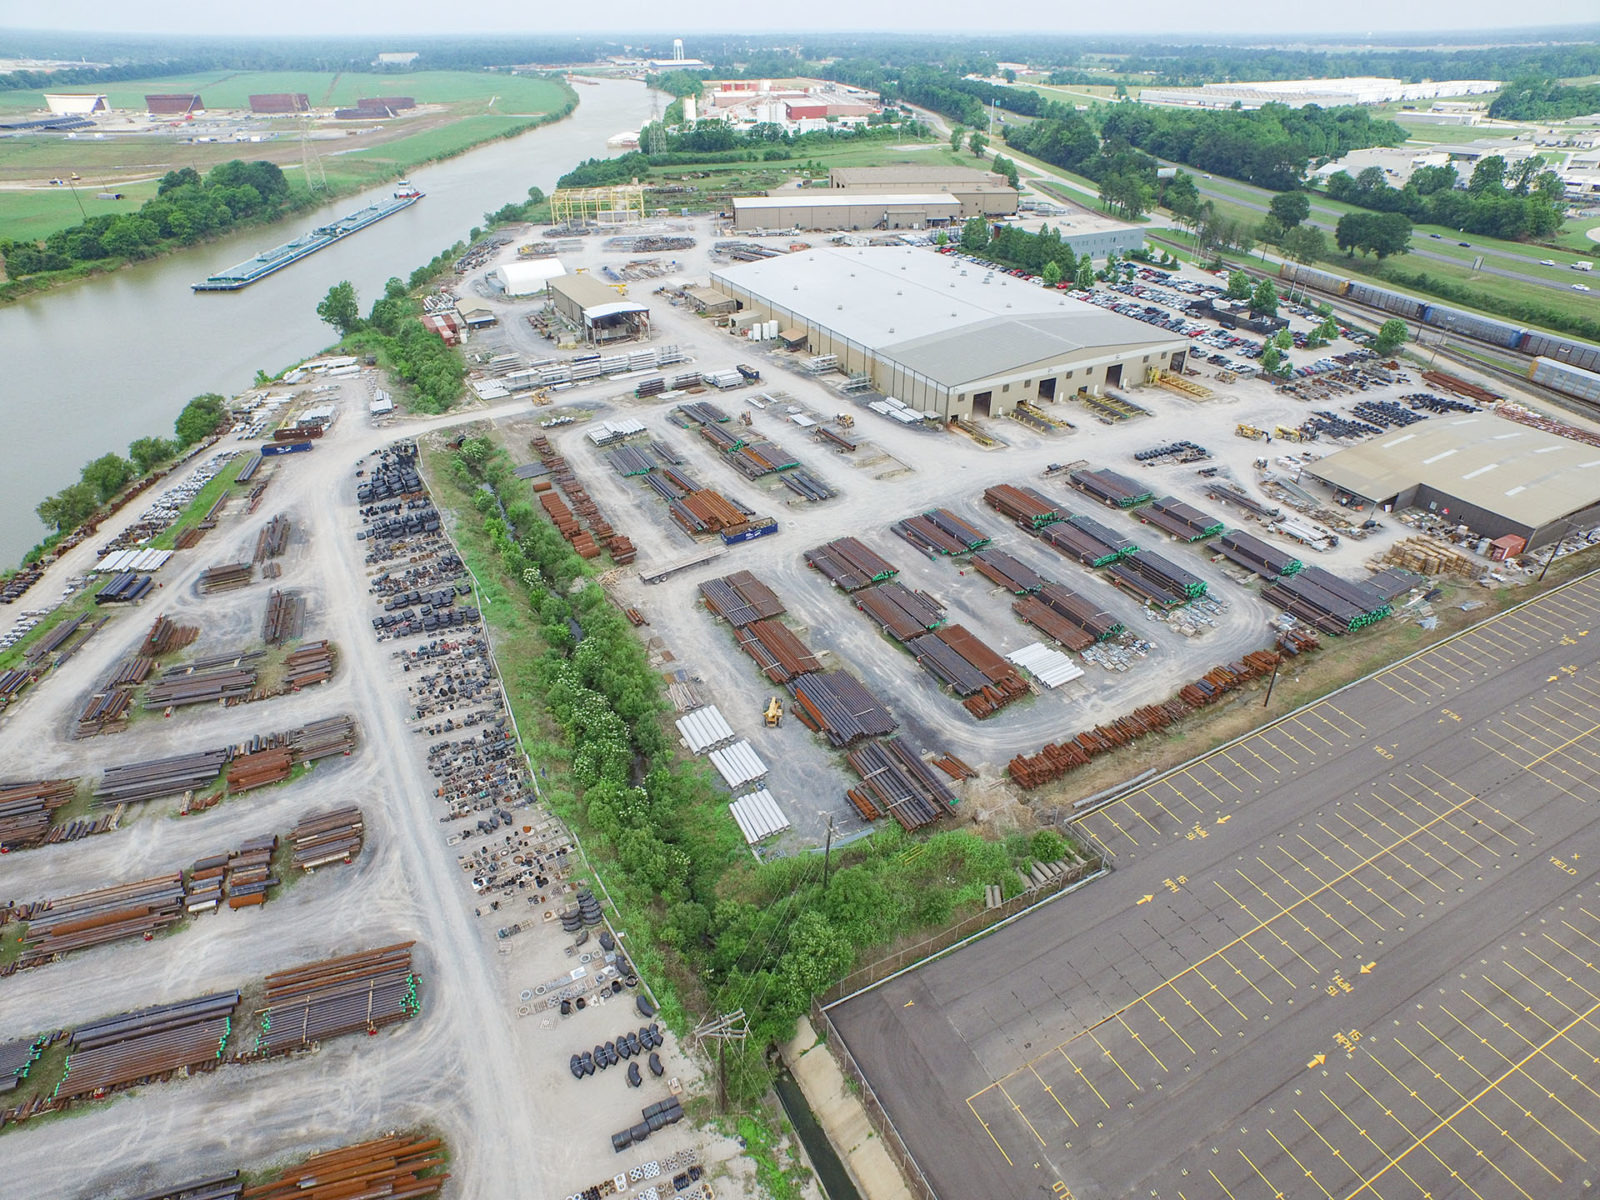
[192, 188, 422, 292]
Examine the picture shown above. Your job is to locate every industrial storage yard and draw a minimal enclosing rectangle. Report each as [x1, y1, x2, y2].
[6, 196, 1600, 1199]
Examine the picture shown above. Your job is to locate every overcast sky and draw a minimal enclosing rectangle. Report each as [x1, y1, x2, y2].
[3, 2, 1596, 39]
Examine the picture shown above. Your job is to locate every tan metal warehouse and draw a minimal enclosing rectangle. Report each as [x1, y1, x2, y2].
[732, 192, 961, 232]
[828, 165, 1020, 218]
[1305, 413, 1600, 548]
[549, 274, 650, 345]
[710, 246, 1189, 421]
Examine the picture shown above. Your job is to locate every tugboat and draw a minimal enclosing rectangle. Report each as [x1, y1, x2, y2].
[393, 180, 423, 200]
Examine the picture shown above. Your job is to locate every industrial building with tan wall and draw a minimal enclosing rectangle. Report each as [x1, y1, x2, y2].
[710, 246, 1189, 421]
[732, 193, 962, 232]
[828, 165, 1020, 218]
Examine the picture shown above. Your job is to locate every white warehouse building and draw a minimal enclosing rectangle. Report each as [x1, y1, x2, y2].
[710, 246, 1191, 421]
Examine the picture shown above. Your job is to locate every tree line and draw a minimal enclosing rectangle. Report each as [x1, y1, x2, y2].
[1, 160, 293, 280]
[316, 279, 465, 414]
[1489, 77, 1600, 121]
[33, 394, 229, 539]
[1323, 156, 1565, 241]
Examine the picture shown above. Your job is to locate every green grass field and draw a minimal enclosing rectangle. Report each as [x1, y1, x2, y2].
[0, 71, 568, 115]
[0, 179, 163, 243]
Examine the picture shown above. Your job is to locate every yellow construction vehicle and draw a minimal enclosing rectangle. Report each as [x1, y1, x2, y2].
[1235, 424, 1267, 441]
[530, 387, 553, 406]
[764, 697, 783, 727]
[1274, 425, 1308, 443]
[835, 413, 855, 429]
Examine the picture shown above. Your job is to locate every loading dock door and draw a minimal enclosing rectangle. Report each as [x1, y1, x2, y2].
[1170, 352, 1186, 373]
[1037, 378, 1056, 401]
[1105, 364, 1123, 387]
[972, 391, 993, 417]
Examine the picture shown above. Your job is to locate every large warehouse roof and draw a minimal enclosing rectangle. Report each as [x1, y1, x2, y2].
[830, 165, 1014, 190]
[734, 192, 961, 211]
[711, 245, 1178, 363]
[494, 259, 567, 296]
[1308, 414, 1600, 528]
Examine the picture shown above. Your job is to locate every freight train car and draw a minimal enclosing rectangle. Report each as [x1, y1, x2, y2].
[1420, 305, 1525, 350]
[1529, 357, 1600, 405]
[1279, 264, 1351, 296]
[1519, 331, 1600, 374]
[1346, 279, 1426, 320]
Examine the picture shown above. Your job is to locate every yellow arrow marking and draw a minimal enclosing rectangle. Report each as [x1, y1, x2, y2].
[1217, 814, 1232, 825]
[1359, 962, 1376, 975]
[904, 1000, 915, 1007]
[1136, 894, 1154, 906]
[1307, 1053, 1327, 1070]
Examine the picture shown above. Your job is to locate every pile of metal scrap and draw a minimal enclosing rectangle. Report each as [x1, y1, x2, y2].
[55, 990, 240, 1101]
[144, 651, 264, 708]
[240, 1135, 448, 1199]
[1107, 550, 1208, 607]
[283, 640, 335, 688]
[984, 484, 1062, 529]
[254, 942, 419, 1055]
[804, 537, 898, 591]
[289, 806, 365, 871]
[1069, 467, 1152, 509]
[1214, 529, 1303, 579]
[699, 570, 784, 627]
[1039, 512, 1138, 568]
[1008, 647, 1288, 789]
[790, 671, 897, 746]
[971, 549, 1044, 594]
[893, 508, 992, 556]
[75, 654, 154, 736]
[94, 749, 231, 806]
[198, 562, 254, 594]
[253, 514, 290, 564]
[1263, 566, 1390, 634]
[735, 619, 821, 683]
[1139, 497, 1224, 543]
[8, 873, 185, 966]
[139, 616, 200, 657]
[906, 625, 1030, 717]
[845, 740, 959, 830]
[855, 582, 946, 641]
[0, 778, 78, 849]
[261, 590, 305, 645]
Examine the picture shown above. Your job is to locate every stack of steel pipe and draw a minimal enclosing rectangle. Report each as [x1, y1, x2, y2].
[735, 619, 821, 684]
[1215, 529, 1303, 579]
[225, 747, 293, 792]
[855, 582, 946, 642]
[144, 659, 259, 708]
[115, 1173, 243, 1200]
[789, 671, 897, 747]
[285, 713, 358, 761]
[75, 655, 153, 736]
[239, 1135, 447, 1199]
[24, 613, 89, 663]
[1108, 550, 1208, 607]
[983, 484, 1062, 529]
[804, 537, 897, 591]
[254, 942, 418, 1055]
[0, 1036, 42, 1095]
[253, 514, 290, 563]
[198, 563, 254, 594]
[1012, 596, 1096, 651]
[906, 625, 1030, 717]
[607, 445, 654, 477]
[282, 640, 335, 689]
[15, 873, 186, 965]
[1040, 513, 1137, 568]
[699, 571, 784, 627]
[675, 400, 730, 425]
[96, 572, 154, 604]
[56, 991, 239, 1101]
[779, 467, 835, 502]
[94, 750, 230, 806]
[971, 549, 1044, 594]
[845, 740, 958, 831]
[185, 835, 279, 912]
[1034, 583, 1123, 641]
[289, 806, 365, 871]
[1140, 497, 1224, 543]
[261, 590, 306, 646]
[1069, 467, 1153, 508]
[0, 778, 78, 849]
[1262, 566, 1390, 634]
[139, 616, 200, 658]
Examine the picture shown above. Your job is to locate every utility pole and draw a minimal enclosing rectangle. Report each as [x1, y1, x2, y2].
[821, 814, 835, 892]
[692, 1010, 749, 1113]
[1262, 660, 1281, 708]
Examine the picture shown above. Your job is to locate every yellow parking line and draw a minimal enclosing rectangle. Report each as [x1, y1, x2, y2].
[1217, 948, 1275, 1005]
[997, 1080, 1048, 1147]
[1324, 703, 1367, 732]
[1322, 1086, 1439, 1199]
[1293, 1109, 1376, 1195]
[1193, 965, 1250, 1023]
[1215, 876, 1319, 980]
[1353, 1063, 1524, 1200]
[1253, 852, 1363, 951]
[1287, 716, 1336, 747]
[1197, 757, 1245, 794]
[1218, 750, 1262, 784]
[1088, 1030, 1142, 1091]
[1145, 997, 1196, 1056]
[967, 1097, 1015, 1167]
[1208, 1169, 1243, 1200]
[1238, 1148, 1288, 1199]
[1059, 1048, 1111, 1110]
[1266, 1128, 1336, 1198]
[1028, 1063, 1078, 1128]
[1116, 1013, 1168, 1073]
[1165, 979, 1223, 1039]
[1282, 841, 1390, 933]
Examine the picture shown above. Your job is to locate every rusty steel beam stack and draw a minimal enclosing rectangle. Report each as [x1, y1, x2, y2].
[289, 806, 365, 871]
[254, 943, 419, 1055]
[1069, 467, 1153, 509]
[893, 508, 991, 557]
[13, 873, 187, 966]
[804, 537, 898, 591]
[94, 749, 231, 806]
[971, 549, 1044, 595]
[55, 990, 240, 1101]
[790, 671, 898, 747]
[261, 590, 305, 646]
[906, 625, 1030, 718]
[284, 713, 359, 761]
[115, 1174, 243, 1200]
[239, 1135, 448, 1200]
[1421, 370, 1499, 404]
[1008, 647, 1288, 789]
[282, 640, 335, 689]
[144, 652, 262, 709]
[530, 434, 635, 564]
[75, 654, 154, 736]
[0, 778, 78, 849]
[186, 835, 279, 911]
[225, 747, 293, 792]
[198, 562, 254, 594]
[735, 619, 821, 684]
[983, 484, 1062, 530]
[253, 514, 290, 564]
[845, 740, 959, 831]
[139, 616, 200, 658]
[699, 570, 785, 627]
[855, 582, 946, 642]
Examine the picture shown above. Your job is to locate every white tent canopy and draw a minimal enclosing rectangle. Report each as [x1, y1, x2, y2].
[494, 259, 568, 297]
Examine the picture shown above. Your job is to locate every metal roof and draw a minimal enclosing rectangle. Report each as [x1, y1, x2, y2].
[1005, 642, 1086, 688]
[1305, 414, 1600, 530]
[495, 259, 567, 295]
[708, 740, 769, 790]
[711, 247, 1182, 374]
[585, 300, 650, 320]
[733, 192, 962, 210]
[675, 705, 735, 753]
[729, 789, 791, 843]
[830, 165, 1006, 186]
[884, 312, 1179, 388]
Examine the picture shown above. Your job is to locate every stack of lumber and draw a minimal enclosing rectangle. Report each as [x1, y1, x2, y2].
[1377, 537, 1476, 579]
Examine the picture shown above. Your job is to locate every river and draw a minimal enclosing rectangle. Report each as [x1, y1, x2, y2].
[0, 78, 650, 566]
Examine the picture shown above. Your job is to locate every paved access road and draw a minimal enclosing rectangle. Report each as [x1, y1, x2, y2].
[830, 571, 1600, 1200]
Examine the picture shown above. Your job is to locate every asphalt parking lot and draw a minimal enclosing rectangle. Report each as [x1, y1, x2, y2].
[828, 570, 1600, 1200]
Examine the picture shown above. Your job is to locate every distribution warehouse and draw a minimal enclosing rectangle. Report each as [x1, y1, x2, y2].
[709, 246, 1190, 420]
[1305, 413, 1600, 547]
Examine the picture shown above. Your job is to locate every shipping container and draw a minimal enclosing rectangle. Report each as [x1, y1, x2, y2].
[261, 441, 313, 456]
